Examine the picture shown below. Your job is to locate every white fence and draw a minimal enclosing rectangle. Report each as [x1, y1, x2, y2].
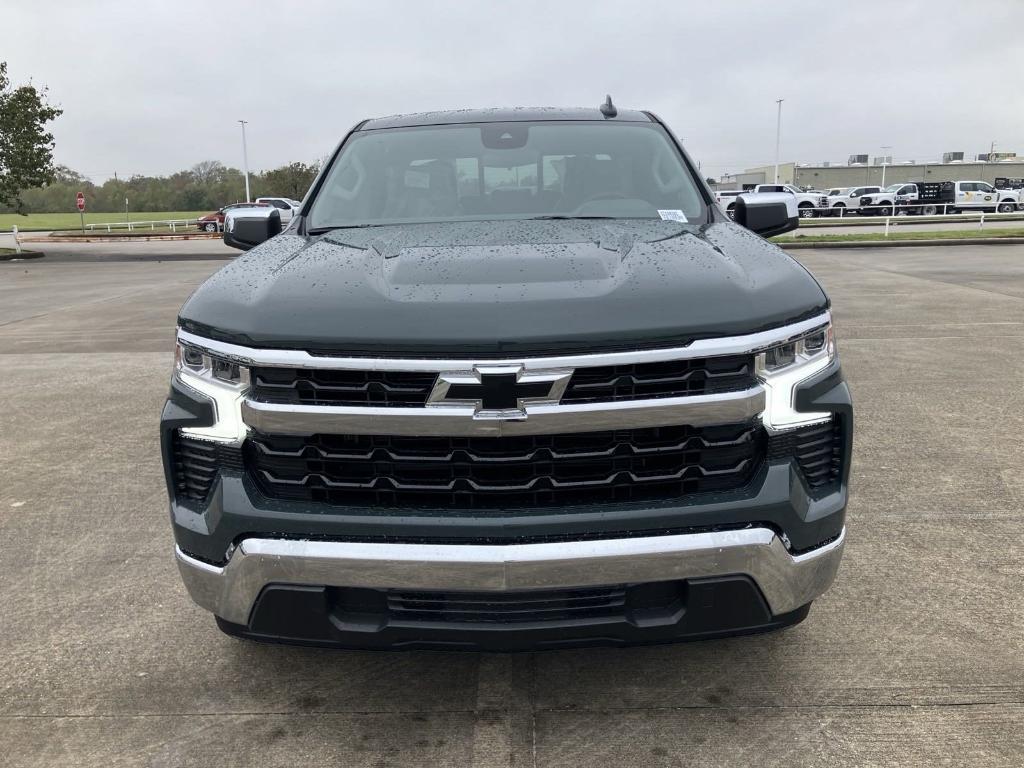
[796, 202, 1024, 236]
[85, 218, 201, 232]
[717, 199, 1024, 235]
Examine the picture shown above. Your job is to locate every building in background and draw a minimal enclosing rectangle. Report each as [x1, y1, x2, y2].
[718, 154, 1024, 190]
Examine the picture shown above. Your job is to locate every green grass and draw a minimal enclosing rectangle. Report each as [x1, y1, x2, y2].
[772, 227, 1024, 243]
[0, 211, 209, 231]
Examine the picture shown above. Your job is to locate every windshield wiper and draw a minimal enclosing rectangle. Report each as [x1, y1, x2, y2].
[307, 224, 391, 235]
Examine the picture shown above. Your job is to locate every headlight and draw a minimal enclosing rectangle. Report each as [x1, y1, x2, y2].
[756, 323, 835, 431]
[174, 337, 250, 443]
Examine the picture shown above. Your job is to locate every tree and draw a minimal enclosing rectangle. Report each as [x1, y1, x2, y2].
[190, 160, 226, 185]
[258, 162, 318, 200]
[0, 62, 62, 212]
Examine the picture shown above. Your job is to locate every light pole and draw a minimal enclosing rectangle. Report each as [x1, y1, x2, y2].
[238, 119, 251, 202]
[880, 145, 892, 188]
[773, 99, 784, 184]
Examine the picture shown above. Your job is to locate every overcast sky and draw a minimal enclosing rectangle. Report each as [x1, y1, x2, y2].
[5, 1, 1023, 181]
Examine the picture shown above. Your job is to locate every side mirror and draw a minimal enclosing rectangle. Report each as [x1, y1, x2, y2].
[733, 193, 798, 238]
[223, 207, 282, 251]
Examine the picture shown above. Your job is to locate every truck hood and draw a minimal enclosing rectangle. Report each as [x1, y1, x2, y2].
[179, 219, 828, 355]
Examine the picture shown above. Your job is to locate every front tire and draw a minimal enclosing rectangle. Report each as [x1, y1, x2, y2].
[832, 203, 846, 217]
[726, 204, 736, 220]
[997, 201, 1015, 213]
[878, 205, 893, 217]
[798, 203, 816, 219]
[203, 222, 217, 232]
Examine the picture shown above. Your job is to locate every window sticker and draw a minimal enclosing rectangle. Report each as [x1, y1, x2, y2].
[657, 209, 688, 223]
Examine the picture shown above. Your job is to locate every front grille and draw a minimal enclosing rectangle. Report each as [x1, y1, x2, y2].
[172, 434, 243, 501]
[249, 367, 436, 407]
[245, 421, 766, 509]
[250, 355, 754, 408]
[561, 355, 755, 403]
[768, 418, 844, 489]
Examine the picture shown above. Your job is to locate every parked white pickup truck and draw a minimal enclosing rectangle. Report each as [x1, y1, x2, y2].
[255, 197, 302, 224]
[750, 184, 828, 218]
[714, 189, 746, 218]
[859, 181, 1022, 216]
[826, 186, 882, 216]
[943, 181, 1021, 213]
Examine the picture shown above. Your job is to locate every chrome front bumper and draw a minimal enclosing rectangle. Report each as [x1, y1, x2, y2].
[176, 526, 845, 627]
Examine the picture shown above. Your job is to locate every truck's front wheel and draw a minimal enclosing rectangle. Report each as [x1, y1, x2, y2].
[878, 204, 893, 217]
[997, 201, 1015, 213]
[798, 203, 816, 219]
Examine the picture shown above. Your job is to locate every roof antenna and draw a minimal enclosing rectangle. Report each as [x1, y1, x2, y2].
[599, 94, 617, 118]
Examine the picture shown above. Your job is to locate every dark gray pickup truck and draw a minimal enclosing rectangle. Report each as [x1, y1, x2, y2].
[161, 103, 851, 650]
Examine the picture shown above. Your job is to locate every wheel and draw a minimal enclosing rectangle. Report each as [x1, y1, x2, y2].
[997, 201, 1015, 213]
[726, 204, 736, 220]
[877, 205, 893, 217]
[895, 209, 910, 217]
[798, 204, 816, 219]
[921, 204, 938, 216]
[832, 203, 846, 217]
[203, 222, 217, 232]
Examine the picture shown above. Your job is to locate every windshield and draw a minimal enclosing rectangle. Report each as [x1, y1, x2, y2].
[307, 121, 705, 229]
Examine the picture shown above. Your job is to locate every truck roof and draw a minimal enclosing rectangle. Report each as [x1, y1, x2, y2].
[359, 106, 654, 131]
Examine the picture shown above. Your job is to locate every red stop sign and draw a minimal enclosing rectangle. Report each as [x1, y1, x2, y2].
[76, 192, 85, 211]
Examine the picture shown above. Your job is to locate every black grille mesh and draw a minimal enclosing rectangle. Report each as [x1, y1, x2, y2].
[172, 434, 242, 501]
[561, 355, 755, 403]
[768, 418, 844, 489]
[250, 368, 437, 407]
[330, 581, 687, 625]
[245, 422, 766, 509]
[387, 585, 628, 624]
[249, 355, 755, 408]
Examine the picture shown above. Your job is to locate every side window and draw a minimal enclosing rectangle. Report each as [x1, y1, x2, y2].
[977, 183, 994, 193]
[959, 183, 976, 192]
[851, 188, 865, 196]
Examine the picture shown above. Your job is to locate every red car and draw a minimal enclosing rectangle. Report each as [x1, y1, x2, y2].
[196, 203, 266, 232]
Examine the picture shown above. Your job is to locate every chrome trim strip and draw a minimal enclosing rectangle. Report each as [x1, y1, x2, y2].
[176, 527, 845, 625]
[241, 386, 766, 436]
[177, 311, 830, 372]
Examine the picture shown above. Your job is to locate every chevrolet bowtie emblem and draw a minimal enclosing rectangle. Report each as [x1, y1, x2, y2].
[427, 365, 572, 419]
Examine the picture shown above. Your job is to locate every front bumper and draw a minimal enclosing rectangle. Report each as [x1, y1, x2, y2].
[162, 326, 852, 648]
[177, 525, 844, 649]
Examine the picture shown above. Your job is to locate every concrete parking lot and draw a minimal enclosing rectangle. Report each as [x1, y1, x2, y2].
[1, 241, 1022, 767]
